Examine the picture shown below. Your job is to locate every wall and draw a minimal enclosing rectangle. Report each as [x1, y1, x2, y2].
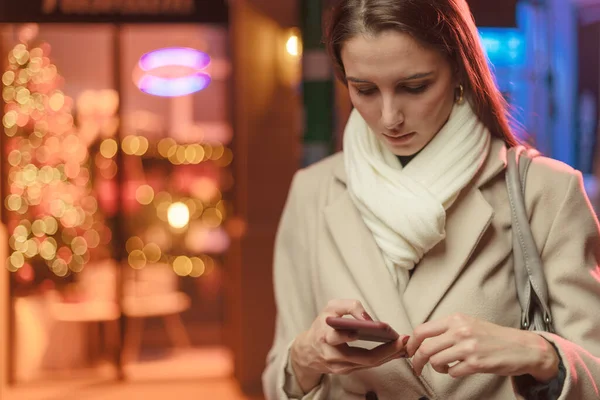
[227, 0, 301, 394]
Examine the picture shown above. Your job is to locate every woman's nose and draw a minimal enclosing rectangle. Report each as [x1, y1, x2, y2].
[381, 100, 404, 130]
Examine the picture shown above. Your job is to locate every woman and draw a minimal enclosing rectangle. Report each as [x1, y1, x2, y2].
[262, 0, 600, 399]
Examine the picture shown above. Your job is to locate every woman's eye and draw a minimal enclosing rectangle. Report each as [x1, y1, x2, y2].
[404, 84, 429, 94]
[355, 87, 377, 96]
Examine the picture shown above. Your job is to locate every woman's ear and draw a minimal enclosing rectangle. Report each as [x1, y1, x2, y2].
[452, 65, 462, 87]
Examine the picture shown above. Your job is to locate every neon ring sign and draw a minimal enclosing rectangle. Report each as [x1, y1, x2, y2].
[133, 47, 212, 97]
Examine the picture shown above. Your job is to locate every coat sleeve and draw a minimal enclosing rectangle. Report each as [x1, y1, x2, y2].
[513, 170, 600, 399]
[261, 171, 332, 400]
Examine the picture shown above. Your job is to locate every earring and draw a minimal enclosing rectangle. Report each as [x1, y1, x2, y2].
[455, 84, 465, 105]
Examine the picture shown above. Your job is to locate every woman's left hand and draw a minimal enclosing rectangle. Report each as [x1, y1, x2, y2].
[406, 313, 560, 382]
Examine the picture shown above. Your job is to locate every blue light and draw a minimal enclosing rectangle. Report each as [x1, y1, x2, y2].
[478, 28, 526, 67]
[138, 73, 212, 97]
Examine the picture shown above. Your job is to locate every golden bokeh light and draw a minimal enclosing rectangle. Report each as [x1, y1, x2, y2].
[9, 252, 25, 269]
[24, 239, 38, 258]
[192, 144, 205, 163]
[201, 255, 215, 275]
[31, 219, 46, 237]
[201, 144, 212, 160]
[216, 200, 228, 219]
[215, 148, 233, 167]
[210, 144, 224, 160]
[3, 87, 15, 103]
[122, 135, 149, 156]
[13, 237, 27, 253]
[189, 257, 206, 278]
[3, 110, 18, 128]
[167, 202, 190, 229]
[143, 242, 162, 263]
[174, 145, 186, 165]
[83, 229, 100, 248]
[39, 238, 57, 260]
[39, 166, 54, 183]
[48, 91, 65, 111]
[156, 201, 170, 222]
[202, 208, 223, 228]
[16, 88, 31, 105]
[137, 136, 149, 155]
[128, 249, 147, 269]
[51, 258, 68, 277]
[173, 256, 193, 276]
[126, 236, 144, 253]
[43, 216, 58, 235]
[184, 198, 198, 217]
[69, 256, 85, 273]
[100, 138, 118, 158]
[158, 138, 176, 158]
[3, 70, 15, 86]
[6, 194, 22, 211]
[14, 224, 29, 238]
[71, 236, 88, 256]
[136, 184, 155, 205]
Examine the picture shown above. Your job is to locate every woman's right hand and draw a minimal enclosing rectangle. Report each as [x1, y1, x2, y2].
[290, 299, 409, 393]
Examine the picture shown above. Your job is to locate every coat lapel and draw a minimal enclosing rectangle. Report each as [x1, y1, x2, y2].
[402, 186, 494, 326]
[324, 189, 416, 337]
[403, 140, 507, 326]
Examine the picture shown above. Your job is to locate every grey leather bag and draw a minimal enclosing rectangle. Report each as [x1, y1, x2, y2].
[506, 146, 555, 333]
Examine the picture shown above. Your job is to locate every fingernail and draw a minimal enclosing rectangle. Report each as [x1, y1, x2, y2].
[362, 312, 373, 321]
[402, 336, 410, 345]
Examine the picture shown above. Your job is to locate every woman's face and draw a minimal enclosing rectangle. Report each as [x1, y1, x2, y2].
[341, 30, 458, 156]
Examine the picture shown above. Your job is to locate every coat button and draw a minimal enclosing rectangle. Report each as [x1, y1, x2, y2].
[365, 391, 378, 400]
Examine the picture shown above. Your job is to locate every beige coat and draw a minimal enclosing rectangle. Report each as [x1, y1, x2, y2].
[262, 139, 600, 400]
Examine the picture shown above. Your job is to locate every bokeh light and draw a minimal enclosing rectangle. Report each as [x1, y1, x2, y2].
[167, 202, 190, 229]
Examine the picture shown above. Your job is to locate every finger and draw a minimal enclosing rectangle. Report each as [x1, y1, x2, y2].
[440, 344, 485, 378]
[340, 336, 410, 366]
[447, 360, 475, 378]
[325, 328, 358, 346]
[328, 361, 363, 376]
[324, 299, 372, 320]
[321, 343, 364, 365]
[429, 346, 466, 374]
[411, 334, 455, 376]
[376, 346, 408, 366]
[407, 319, 451, 357]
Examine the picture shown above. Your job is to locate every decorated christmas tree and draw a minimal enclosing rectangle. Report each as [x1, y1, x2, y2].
[2, 30, 110, 294]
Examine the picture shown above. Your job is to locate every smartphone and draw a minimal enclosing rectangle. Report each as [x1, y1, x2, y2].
[325, 316, 400, 343]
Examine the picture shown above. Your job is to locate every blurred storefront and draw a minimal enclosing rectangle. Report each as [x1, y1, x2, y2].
[0, 1, 304, 397]
[0, 0, 238, 389]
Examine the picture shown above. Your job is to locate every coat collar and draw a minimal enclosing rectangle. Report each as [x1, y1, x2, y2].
[324, 138, 507, 330]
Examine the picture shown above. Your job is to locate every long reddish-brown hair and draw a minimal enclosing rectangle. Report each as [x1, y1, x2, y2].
[324, 0, 520, 147]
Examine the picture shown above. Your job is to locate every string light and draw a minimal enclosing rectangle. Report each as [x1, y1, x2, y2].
[3, 37, 109, 282]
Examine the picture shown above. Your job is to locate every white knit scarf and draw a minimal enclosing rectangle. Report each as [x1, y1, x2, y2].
[343, 101, 491, 290]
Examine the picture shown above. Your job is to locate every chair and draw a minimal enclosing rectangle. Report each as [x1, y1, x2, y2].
[121, 263, 192, 363]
